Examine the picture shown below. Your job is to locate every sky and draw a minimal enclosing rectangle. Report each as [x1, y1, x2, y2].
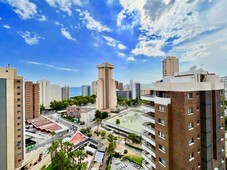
[0, 0, 227, 87]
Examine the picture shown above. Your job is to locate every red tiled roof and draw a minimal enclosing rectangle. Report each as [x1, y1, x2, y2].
[70, 131, 88, 145]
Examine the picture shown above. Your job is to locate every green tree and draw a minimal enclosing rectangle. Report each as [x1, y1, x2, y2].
[40, 104, 45, 114]
[107, 134, 116, 166]
[115, 119, 120, 144]
[50, 131, 56, 144]
[96, 118, 102, 133]
[95, 110, 102, 119]
[101, 131, 106, 138]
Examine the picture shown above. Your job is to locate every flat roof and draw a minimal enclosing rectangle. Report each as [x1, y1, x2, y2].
[105, 109, 144, 134]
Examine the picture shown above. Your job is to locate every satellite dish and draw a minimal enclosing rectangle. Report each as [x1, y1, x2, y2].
[189, 66, 197, 71]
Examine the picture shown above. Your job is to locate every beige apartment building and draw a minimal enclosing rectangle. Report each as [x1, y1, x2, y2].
[25, 81, 40, 120]
[162, 56, 179, 77]
[141, 69, 225, 170]
[0, 66, 24, 170]
[96, 62, 117, 111]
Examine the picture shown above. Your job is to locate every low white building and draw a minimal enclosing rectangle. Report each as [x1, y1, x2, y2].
[80, 107, 96, 124]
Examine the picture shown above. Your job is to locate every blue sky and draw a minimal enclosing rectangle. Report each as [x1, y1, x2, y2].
[0, 0, 227, 86]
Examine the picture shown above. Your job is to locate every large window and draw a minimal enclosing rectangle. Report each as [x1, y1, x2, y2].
[188, 122, 194, 130]
[188, 108, 193, 115]
[159, 144, 166, 153]
[158, 131, 165, 140]
[189, 153, 194, 161]
[189, 137, 194, 146]
[188, 93, 193, 99]
[158, 118, 165, 126]
[158, 105, 165, 112]
[159, 157, 166, 167]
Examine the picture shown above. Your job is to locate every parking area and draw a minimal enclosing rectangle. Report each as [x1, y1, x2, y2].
[111, 158, 144, 170]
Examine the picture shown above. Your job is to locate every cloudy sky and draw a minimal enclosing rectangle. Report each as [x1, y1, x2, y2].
[0, 0, 227, 86]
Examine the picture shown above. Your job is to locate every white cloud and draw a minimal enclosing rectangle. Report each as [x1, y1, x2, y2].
[25, 60, 77, 72]
[77, 9, 111, 32]
[3, 0, 46, 20]
[126, 56, 135, 61]
[45, 0, 83, 16]
[2, 24, 11, 29]
[117, 0, 227, 58]
[118, 44, 127, 50]
[60, 28, 76, 41]
[18, 31, 43, 45]
[0, 17, 2, 20]
[102, 35, 127, 50]
[118, 52, 126, 58]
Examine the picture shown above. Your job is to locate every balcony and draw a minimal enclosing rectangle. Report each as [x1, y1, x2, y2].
[141, 112, 155, 124]
[141, 95, 171, 106]
[142, 151, 156, 169]
[141, 104, 155, 112]
[142, 133, 155, 146]
[142, 142, 156, 158]
[142, 160, 155, 170]
[142, 123, 155, 135]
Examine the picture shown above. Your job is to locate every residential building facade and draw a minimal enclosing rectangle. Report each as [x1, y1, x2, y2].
[82, 85, 91, 96]
[117, 90, 132, 99]
[61, 85, 70, 101]
[162, 56, 179, 77]
[0, 66, 24, 170]
[132, 82, 141, 100]
[25, 81, 40, 120]
[36, 79, 61, 108]
[96, 62, 117, 111]
[91, 81, 97, 95]
[221, 76, 227, 99]
[141, 69, 225, 170]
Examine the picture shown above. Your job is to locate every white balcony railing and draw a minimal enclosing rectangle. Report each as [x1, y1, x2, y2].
[142, 123, 155, 135]
[142, 133, 155, 146]
[142, 152, 156, 169]
[142, 142, 156, 158]
[141, 113, 155, 124]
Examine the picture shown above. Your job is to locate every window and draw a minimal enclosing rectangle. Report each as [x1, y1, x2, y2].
[17, 129, 21, 132]
[18, 159, 21, 162]
[158, 131, 165, 139]
[17, 80, 21, 83]
[17, 98, 21, 102]
[158, 118, 165, 126]
[198, 148, 200, 153]
[17, 104, 21, 107]
[189, 153, 194, 161]
[197, 120, 200, 125]
[197, 134, 200, 139]
[188, 108, 193, 115]
[188, 122, 194, 130]
[158, 105, 165, 112]
[17, 116, 21, 119]
[17, 86, 20, 89]
[159, 144, 166, 153]
[18, 152, 22, 156]
[17, 110, 21, 114]
[188, 93, 193, 99]
[189, 137, 194, 146]
[159, 157, 166, 167]
[198, 163, 201, 168]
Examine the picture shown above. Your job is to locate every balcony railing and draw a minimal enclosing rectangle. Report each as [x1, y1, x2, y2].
[141, 113, 155, 124]
[142, 160, 155, 170]
[141, 104, 155, 112]
[142, 152, 156, 169]
[142, 123, 155, 135]
[142, 133, 155, 146]
[142, 141, 156, 158]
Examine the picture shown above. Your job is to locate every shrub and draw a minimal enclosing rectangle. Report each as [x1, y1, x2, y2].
[125, 155, 143, 166]
[125, 142, 143, 151]
[124, 149, 128, 154]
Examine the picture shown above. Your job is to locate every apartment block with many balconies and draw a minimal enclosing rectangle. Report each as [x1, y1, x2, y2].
[0, 66, 24, 170]
[141, 69, 225, 170]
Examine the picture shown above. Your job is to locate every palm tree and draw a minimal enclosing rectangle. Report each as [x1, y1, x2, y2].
[63, 141, 74, 152]
[107, 134, 116, 166]
[50, 131, 56, 144]
[71, 149, 87, 170]
[96, 118, 102, 133]
[115, 119, 120, 144]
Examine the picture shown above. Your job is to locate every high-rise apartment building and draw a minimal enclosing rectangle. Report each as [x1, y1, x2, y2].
[37, 79, 61, 108]
[132, 81, 141, 100]
[115, 80, 119, 89]
[141, 69, 225, 170]
[62, 85, 70, 100]
[162, 56, 179, 77]
[25, 81, 40, 120]
[118, 82, 124, 90]
[91, 81, 97, 95]
[81, 85, 91, 96]
[96, 62, 117, 111]
[0, 66, 24, 170]
[221, 76, 227, 99]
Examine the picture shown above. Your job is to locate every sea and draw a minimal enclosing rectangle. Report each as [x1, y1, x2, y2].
[70, 87, 81, 97]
